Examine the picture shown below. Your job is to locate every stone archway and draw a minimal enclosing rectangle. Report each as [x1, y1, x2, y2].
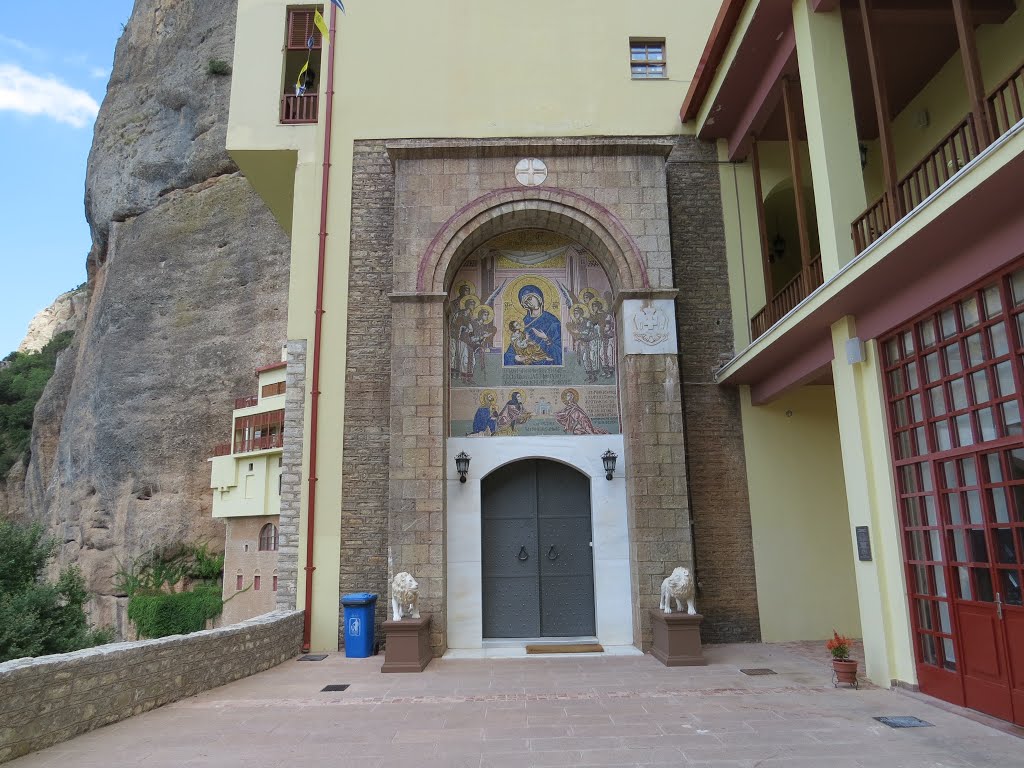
[417, 186, 651, 296]
[386, 151, 694, 656]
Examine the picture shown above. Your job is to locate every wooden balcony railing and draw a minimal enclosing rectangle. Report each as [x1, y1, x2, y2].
[234, 395, 259, 409]
[280, 93, 318, 124]
[898, 115, 980, 212]
[212, 442, 231, 457]
[852, 59, 1024, 254]
[233, 431, 285, 454]
[751, 254, 823, 340]
[988, 61, 1024, 137]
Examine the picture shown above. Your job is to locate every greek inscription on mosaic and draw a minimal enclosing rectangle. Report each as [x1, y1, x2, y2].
[448, 230, 620, 437]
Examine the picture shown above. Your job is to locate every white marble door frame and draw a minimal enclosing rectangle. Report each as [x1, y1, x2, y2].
[445, 435, 632, 649]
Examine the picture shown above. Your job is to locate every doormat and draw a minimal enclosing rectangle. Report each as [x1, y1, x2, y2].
[525, 643, 604, 654]
[740, 668, 777, 676]
[321, 684, 350, 692]
[874, 716, 933, 728]
[298, 654, 328, 662]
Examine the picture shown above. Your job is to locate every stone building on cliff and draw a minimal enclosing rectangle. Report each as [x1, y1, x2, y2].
[224, 0, 1024, 727]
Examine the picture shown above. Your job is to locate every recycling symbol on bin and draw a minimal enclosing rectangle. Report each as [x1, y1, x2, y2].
[348, 616, 361, 637]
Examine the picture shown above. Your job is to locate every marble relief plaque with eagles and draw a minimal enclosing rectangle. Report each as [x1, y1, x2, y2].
[448, 230, 621, 437]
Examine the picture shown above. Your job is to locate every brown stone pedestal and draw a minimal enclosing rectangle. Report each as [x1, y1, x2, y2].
[381, 614, 433, 673]
[649, 609, 706, 666]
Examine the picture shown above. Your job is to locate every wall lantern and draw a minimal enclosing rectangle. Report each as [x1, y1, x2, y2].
[601, 450, 618, 481]
[455, 451, 471, 483]
[859, 142, 868, 169]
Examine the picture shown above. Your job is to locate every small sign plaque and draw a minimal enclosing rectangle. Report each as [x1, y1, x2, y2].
[855, 526, 872, 561]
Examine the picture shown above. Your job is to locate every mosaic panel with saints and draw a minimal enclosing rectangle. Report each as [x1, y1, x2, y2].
[448, 229, 621, 437]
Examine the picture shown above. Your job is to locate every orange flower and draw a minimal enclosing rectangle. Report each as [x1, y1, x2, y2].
[825, 630, 853, 660]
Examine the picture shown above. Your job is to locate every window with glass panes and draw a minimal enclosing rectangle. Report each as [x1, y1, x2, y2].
[630, 39, 666, 79]
[883, 263, 1024, 677]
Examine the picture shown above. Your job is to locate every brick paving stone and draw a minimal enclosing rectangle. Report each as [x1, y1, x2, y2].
[7, 644, 1023, 768]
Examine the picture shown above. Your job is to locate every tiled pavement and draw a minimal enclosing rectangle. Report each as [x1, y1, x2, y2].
[9, 643, 1023, 767]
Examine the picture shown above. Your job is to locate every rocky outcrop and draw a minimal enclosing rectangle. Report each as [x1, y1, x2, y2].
[17, 287, 90, 354]
[5, 0, 290, 637]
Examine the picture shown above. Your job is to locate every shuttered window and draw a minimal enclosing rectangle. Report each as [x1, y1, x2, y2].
[287, 8, 323, 51]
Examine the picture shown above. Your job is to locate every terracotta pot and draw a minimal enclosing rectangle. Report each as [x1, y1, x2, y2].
[832, 658, 858, 686]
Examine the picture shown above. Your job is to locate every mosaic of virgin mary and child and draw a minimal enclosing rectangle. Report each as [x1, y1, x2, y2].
[503, 285, 562, 366]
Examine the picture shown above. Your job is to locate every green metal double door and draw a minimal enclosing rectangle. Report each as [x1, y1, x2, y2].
[482, 459, 596, 638]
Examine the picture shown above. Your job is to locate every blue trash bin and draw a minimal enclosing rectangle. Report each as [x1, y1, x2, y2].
[340, 592, 378, 658]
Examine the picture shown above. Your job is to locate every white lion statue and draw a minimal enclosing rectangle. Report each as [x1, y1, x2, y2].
[391, 571, 420, 621]
[660, 566, 696, 615]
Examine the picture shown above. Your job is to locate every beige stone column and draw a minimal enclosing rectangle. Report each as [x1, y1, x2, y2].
[388, 293, 447, 655]
[617, 292, 693, 648]
[793, 0, 867, 274]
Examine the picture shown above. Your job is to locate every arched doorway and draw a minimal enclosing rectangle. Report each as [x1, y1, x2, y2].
[481, 459, 596, 638]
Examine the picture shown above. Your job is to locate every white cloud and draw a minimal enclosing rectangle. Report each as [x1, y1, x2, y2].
[90, 67, 109, 80]
[0, 63, 100, 128]
[0, 34, 44, 58]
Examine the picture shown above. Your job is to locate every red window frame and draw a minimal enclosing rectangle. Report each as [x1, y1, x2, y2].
[882, 261, 1024, 688]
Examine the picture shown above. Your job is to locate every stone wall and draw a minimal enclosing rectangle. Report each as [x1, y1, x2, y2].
[620, 350, 693, 647]
[338, 142, 395, 646]
[277, 341, 307, 612]
[0, 611, 303, 764]
[667, 139, 761, 643]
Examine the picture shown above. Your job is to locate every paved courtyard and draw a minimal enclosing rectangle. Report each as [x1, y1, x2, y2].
[9, 643, 1023, 767]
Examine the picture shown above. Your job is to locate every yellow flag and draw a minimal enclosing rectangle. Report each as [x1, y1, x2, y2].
[314, 9, 330, 41]
[295, 60, 309, 92]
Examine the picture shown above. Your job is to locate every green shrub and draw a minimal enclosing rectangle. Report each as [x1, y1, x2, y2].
[118, 543, 225, 639]
[127, 585, 224, 638]
[0, 331, 74, 477]
[0, 521, 113, 662]
[207, 59, 232, 76]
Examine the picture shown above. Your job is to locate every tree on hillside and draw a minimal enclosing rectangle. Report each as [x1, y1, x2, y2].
[0, 521, 113, 662]
[0, 331, 75, 476]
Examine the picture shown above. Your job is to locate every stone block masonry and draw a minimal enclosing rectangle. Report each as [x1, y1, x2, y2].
[277, 340, 307, 612]
[338, 142, 395, 648]
[0, 610, 303, 764]
[667, 139, 761, 643]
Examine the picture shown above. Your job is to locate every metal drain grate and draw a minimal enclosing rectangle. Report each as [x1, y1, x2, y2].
[740, 668, 777, 676]
[298, 654, 328, 661]
[874, 716, 933, 728]
[321, 684, 350, 692]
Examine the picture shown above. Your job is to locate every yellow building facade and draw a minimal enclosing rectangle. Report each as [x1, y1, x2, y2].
[210, 363, 285, 624]
[225, 0, 1023, 727]
[686, 0, 1023, 725]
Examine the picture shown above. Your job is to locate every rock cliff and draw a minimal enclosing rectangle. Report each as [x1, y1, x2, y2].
[17, 287, 91, 354]
[2, 0, 291, 636]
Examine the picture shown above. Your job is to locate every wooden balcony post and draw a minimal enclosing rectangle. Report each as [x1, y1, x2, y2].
[750, 138, 775, 299]
[952, 0, 993, 148]
[782, 77, 813, 288]
[859, 0, 901, 224]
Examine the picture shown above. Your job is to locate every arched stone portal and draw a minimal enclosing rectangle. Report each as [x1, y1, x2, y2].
[384, 142, 695, 655]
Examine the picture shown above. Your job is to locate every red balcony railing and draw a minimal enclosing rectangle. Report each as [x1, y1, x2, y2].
[750, 254, 823, 340]
[235, 395, 259, 409]
[852, 58, 1024, 254]
[212, 443, 231, 457]
[280, 93, 318, 124]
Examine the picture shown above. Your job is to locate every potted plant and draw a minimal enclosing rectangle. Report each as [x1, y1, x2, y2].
[826, 630, 858, 688]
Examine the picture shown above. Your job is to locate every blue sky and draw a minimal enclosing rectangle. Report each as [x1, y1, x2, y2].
[0, 2, 135, 355]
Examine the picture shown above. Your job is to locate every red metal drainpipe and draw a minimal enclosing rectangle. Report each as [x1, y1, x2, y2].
[302, 2, 339, 653]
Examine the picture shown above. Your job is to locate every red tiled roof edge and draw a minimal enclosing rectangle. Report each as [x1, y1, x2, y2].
[255, 361, 287, 375]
